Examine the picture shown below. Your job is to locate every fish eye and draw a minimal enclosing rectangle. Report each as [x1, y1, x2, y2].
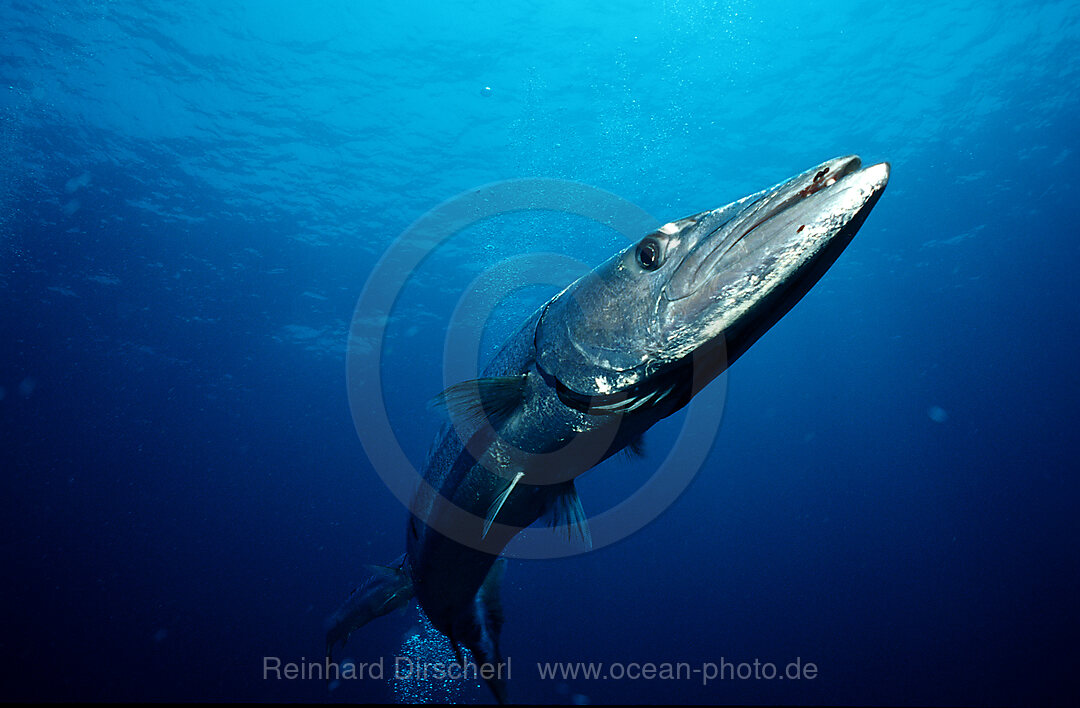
[636, 237, 663, 271]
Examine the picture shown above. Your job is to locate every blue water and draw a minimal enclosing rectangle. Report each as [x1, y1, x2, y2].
[2, 0, 1078, 704]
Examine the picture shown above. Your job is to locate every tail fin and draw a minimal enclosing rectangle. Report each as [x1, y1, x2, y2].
[325, 555, 413, 663]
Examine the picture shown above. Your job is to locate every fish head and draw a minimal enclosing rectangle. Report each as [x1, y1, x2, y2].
[535, 155, 889, 411]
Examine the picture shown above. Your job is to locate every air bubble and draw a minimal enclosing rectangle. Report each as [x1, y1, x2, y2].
[390, 609, 468, 704]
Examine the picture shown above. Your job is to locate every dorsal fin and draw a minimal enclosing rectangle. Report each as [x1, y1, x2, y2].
[362, 563, 401, 579]
[429, 375, 527, 430]
[359, 553, 409, 592]
[545, 481, 592, 548]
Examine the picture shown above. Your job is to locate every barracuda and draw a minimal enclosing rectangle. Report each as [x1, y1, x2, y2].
[328, 155, 890, 703]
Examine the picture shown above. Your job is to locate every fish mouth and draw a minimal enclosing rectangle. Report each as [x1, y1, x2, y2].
[736, 155, 863, 242]
[665, 155, 884, 302]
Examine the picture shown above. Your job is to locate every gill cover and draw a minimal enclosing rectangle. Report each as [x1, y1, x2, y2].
[533, 214, 706, 399]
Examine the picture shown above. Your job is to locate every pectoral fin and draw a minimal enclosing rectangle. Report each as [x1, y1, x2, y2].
[483, 471, 524, 539]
